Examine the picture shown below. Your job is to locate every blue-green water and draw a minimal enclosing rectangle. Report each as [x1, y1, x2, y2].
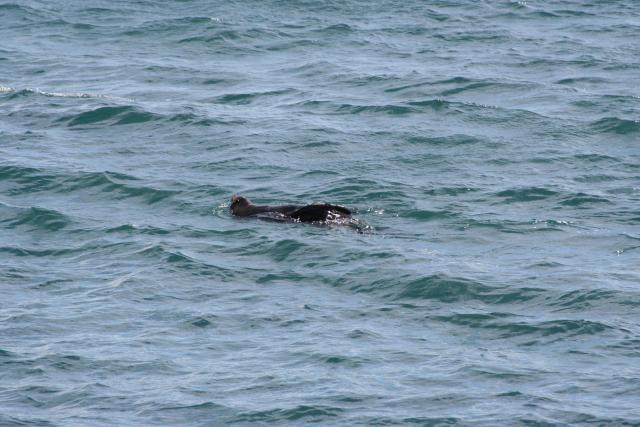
[2, 1, 640, 425]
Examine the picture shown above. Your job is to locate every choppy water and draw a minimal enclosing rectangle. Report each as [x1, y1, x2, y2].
[2, 0, 640, 425]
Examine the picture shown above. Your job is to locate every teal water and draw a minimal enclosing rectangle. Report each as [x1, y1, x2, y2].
[2, 1, 640, 425]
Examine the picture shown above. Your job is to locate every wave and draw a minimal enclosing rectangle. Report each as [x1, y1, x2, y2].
[548, 289, 622, 310]
[434, 313, 615, 341]
[0, 164, 176, 205]
[231, 405, 343, 424]
[406, 99, 449, 109]
[321, 23, 353, 33]
[224, 237, 314, 260]
[331, 73, 398, 89]
[385, 76, 471, 93]
[351, 273, 544, 304]
[264, 38, 318, 51]
[406, 134, 485, 146]
[559, 193, 611, 207]
[167, 113, 244, 127]
[433, 29, 512, 43]
[1, 86, 133, 102]
[185, 315, 218, 328]
[291, 100, 418, 115]
[124, 16, 226, 37]
[59, 106, 159, 127]
[279, 60, 343, 78]
[288, 97, 551, 130]
[105, 224, 171, 235]
[173, 25, 294, 53]
[574, 174, 619, 183]
[433, 312, 514, 328]
[4, 352, 184, 381]
[590, 117, 640, 135]
[0, 3, 44, 21]
[0, 240, 133, 259]
[64, 172, 176, 204]
[495, 319, 613, 339]
[0, 164, 58, 193]
[435, 80, 530, 97]
[490, 187, 613, 208]
[0, 206, 70, 232]
[289, 180, 408, 213]
[134, 244, 235, 278]
[423, 186, 479, 196]
[400, 209, 456, 221]
[0, 245, 69, 258]
[51, 104, 238, 129]
[555, 76, 609, 85]
[495, 187, 558, 203]
[553, 9, 597, 17]
[269, 239, 310, 262]
[512, 56, 607, 70]
[210, 88, 298, 105]
[453, 218, 569, 234]
[573, 153, 620, 163]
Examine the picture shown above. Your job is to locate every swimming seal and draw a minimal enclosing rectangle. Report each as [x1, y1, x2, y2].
[230, 194, 351, 223]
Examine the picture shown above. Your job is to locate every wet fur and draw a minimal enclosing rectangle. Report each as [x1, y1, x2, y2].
[230, 194, 351, 223]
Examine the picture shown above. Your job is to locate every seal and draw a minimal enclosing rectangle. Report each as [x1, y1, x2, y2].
[230, 194, 351, 223]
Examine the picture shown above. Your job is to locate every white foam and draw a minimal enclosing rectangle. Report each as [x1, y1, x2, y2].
[1, 85, 133, 102]
[33, 88, 134, 102]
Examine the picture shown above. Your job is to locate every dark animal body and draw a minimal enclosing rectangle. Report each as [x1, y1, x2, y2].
[230, 195, 351, 223]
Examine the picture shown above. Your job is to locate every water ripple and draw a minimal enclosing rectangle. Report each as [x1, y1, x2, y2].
[2, 0, 640, 424]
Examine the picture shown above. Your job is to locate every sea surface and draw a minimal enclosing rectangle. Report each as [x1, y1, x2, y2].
[1, 0, 640, 425]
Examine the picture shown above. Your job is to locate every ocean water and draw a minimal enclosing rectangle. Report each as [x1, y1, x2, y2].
[1, 0, 640, 425]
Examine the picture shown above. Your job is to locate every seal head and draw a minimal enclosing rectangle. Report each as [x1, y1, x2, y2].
[230, 194, 253, 216]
